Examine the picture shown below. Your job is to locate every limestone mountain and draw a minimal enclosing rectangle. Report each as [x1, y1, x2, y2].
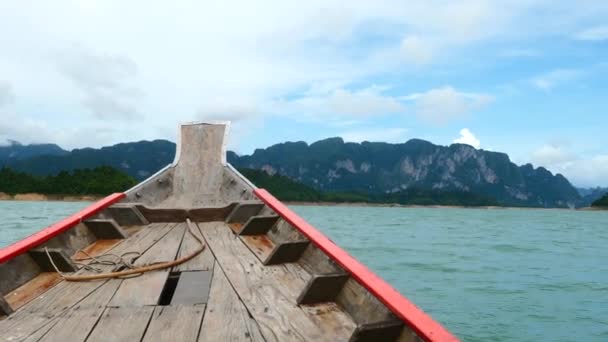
[2, 137, 582, 207]
[228, 138, 581, 208]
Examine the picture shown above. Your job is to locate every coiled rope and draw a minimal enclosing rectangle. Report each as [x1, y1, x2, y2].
[45, 219, 205, 282]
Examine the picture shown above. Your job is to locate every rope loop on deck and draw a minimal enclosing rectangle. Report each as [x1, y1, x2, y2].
[45, 219, 205, 282]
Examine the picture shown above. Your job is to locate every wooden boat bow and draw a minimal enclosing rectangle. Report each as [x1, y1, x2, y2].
[0, 121, 458, 342]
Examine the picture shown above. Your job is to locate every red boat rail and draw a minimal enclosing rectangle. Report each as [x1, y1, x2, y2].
[254, 188, 458, 342]
[0, 193, 126, 264]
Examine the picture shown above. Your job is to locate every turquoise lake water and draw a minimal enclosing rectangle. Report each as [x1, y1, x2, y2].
[1, 201, 607, 341]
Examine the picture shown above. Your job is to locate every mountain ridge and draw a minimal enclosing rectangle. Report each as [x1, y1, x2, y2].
[1, 137, 582, 207]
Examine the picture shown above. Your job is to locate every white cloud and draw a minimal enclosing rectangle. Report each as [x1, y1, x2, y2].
[531, 144, 574, 165]
[341, 128, 408, 143]
[0, 1, 606, 152]
[56, 44, 142, 120]
[531, 69, 582, 91]
[0, 81, 14, 107]
[574, 26, 608, 41]
[453, 128, 481, 149]
[400, 35, 434, 65]
[276, 86, 406, 119]
[405, 86, 493, 124]
[530, 143, 608, 187]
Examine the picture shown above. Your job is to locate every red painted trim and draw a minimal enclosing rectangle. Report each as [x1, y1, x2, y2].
[0, 193, 126, 264]
[254, 188, 458, 342]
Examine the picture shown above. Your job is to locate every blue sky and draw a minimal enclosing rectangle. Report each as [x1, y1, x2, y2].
[0, 1, 607, 186]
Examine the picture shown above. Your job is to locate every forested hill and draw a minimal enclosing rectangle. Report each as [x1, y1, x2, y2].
[1, 137, 583, 208]
[0, 167, 136, 196]
[592, 194, 608, 207]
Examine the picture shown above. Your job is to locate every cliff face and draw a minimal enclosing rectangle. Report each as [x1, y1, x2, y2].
[229, 138, 581, 208]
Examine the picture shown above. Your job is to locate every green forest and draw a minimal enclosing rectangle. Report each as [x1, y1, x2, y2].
[239, 168, 499, 206]
[0, 167, 136, 196]
[592, 194, 608, 207]
[0, 165, 500, 206]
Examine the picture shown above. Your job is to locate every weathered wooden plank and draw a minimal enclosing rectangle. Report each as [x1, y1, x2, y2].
[0, 280, 107, 341]
[84, 219, 127, 239]
[336, 278, 397, 325]
[135, 205, 189, 222]
[264, 241, 310, 265]
[171, 271, 212, 305]
[297, 273, 349, 305]
[199, 263, 266, 342]
[189, 203, 238, 222]
[105, 204, 149, 226]
[202, 222, 356, 341]
[109, 223, 185, 307]
[71, 239, 122, 261]
[0, 223, 174, 340]
[86, 306, 155, 342]
[38, 280, 121, 342]
[397, 327, 424, 342]
[239, 215, 279, 235]
[28, 248, 78, 272]
[142, 305, 205, 342]
[225, 202, 264, 223]
[349, 321, 405, 342]
[0, 254, 42, 295]
[4, 272, 62, 311]
[0, 296, 12, 316]
[173, 222, 214, 272]
[240, 235, 274, 263]
[267, 219, 306, 243]
[297, 244, 344, 275]
[21, 317, 60, 342]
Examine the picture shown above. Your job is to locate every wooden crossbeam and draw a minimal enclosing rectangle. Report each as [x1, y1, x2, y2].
[238, 215, 279, 235]
[84, 219, 128, 239]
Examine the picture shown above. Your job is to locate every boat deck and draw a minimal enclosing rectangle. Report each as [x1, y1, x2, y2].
[0, 218, 390, 341]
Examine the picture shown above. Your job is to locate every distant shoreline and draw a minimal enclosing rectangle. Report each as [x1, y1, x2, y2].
[0, 192, 101, 202]
[1, 192, 605, 211]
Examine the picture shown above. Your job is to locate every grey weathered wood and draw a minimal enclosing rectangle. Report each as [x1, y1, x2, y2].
[297, 244, 344, 275]
[201, 222, 356, 341]
[105, 204, 150, 226]
[336, 278, 398, 325]
[297, 273, 349, 305]
[135, 205, 190, 222]
[267, 219, 306, 243]
[84, 219, 128, 239]
[109, 223, 185, 307]
[171, 270, 212, 305]
[397, 327, 424, 342]
[349, 321, 405, 342]
[240, 234, 275, 264]
[172, 222, 214, 272]
[142, 305, 205, 342]
[4, 272, 62, 312]
[38, 280, 121, 342]
[39, 222, 98, 258]
[28, 248, 78, 272]
[189, 203, 238, 222]
[0, 280, 107, 341]
[0, 254, 41, 295]
[264, 241, 310, 265]
[86, 306, 155, 342]
[0, 223, 175, 341]
[225, 202, 264, 223]
[239, 215, 279, 235]
[199, 263, 266, 342]
[0, 296, 12, 316]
